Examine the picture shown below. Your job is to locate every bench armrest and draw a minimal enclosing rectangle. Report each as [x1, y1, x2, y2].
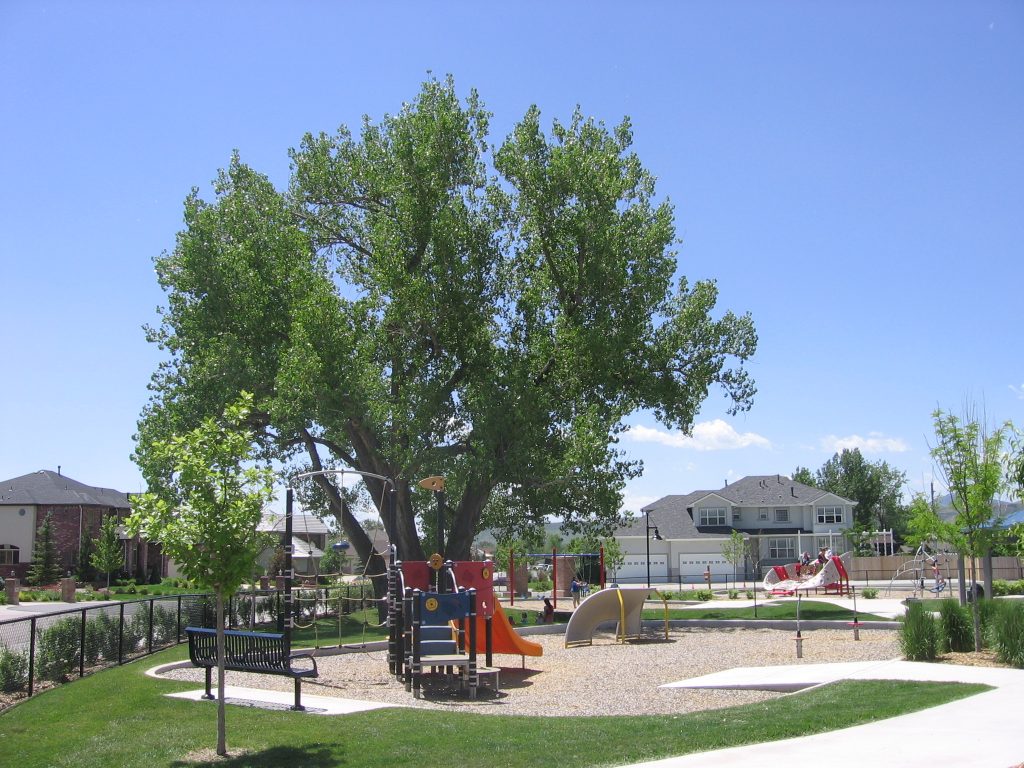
[288, 649, 319, 676]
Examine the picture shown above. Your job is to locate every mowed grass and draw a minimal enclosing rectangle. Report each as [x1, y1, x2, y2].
[0, 645, 988, 768]
[643, 600, 889, 622]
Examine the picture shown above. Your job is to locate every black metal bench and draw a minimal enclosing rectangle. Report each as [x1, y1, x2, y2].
[185, 627, 318, 711]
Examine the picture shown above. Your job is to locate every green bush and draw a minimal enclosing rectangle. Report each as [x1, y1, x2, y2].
[728, 589, 739, 599]
[860, 587, 878, 599]
[152, 604, 179, 646]
[745, 589, 754, 599]
[36, 617, 81, 682]
[694, 589, 713, 602]
[991, 579, 1024, 596]
[989, 600, 1024, 668]
[938, 598, 972, 652]
[85, 611, 121, 662]
[899, 601, 938, 662]
[0, 645, 29, 692]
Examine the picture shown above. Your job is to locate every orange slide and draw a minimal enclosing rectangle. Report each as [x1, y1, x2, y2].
[461, 602, 543, 657]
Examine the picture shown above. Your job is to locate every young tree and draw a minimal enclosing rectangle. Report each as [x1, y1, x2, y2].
[75, 530, 96, 583]
[128, 392, 274, 758]
[28, 514, 61, 586]
[91, 514, 124, 588]
[930, 407, 1008, 651]
[720, 530, 747, 585]
[136, 77, 757, 602]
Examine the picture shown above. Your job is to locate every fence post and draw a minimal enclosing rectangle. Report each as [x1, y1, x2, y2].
[118, 602, 125, 665]
[80, 608, 87, 679]
[176, 594, 182, 643]
[148, 599, 155, 654]
[28, 616, 36, 697]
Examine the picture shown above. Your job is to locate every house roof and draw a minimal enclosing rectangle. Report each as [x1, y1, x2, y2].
[616, 475, 857, 540]
[259, 511, 333, 536]
[0, 469, 130, 508]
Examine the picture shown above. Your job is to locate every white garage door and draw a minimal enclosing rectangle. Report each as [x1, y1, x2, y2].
[615, 554, 667, 582]
[677, 555, 730, 581]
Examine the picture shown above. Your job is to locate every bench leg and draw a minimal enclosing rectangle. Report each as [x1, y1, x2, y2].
[291, 678, 305, 712]
[203, 667, 214, 700]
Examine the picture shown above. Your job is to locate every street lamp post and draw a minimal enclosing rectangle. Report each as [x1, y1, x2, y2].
[646, 510, 663, 589]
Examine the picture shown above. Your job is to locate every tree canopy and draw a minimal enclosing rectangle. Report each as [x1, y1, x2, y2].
[136, 77, 757, 569]
[794, 448, 907, 533]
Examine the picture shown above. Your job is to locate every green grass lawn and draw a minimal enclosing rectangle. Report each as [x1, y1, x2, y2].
[643, 600, 889, 622]
[0, 644, 989, 768]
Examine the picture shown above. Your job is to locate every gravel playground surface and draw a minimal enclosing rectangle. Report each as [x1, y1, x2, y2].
[159, 627, 903, 717]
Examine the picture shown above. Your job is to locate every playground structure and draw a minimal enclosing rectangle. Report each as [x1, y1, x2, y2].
[388, 555, 543, 698]
[762, 552, 852, 596]
[564, 585, 654, 646]
[886, 543, 951, 598]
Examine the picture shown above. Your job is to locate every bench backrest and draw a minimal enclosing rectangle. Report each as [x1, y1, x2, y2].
[186, 627, 289, 670]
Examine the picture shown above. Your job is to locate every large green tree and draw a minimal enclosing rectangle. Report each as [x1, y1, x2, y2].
[136, 78, 757, 589]
[128, 393, 275, 757]
[794, 448, 907, 533]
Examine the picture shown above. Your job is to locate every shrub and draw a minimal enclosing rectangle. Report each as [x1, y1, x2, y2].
[989, 600, 1024, 668]
[938, 598, 972, 652]
[728, 589, 739, 599]
[992, 580, 1024, 597]
[36, 617, 81, 682]
[152, 604, 179, 646]
[694, 589, 713, 602]
[899, 601, 938, 662]
[745, 589, 754, 599]
[85, 611, 121, 663]
[860, 587, 879, 599]
[0, 645, 29, 692]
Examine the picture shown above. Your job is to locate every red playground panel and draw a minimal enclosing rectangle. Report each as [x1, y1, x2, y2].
[451, 561, 496, 618]
[401, 561, 433, 592]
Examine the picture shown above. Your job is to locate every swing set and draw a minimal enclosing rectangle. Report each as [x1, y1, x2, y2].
[507, 548, 606, 609]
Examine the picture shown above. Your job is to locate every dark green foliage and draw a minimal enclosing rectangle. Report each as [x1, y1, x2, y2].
[28, 514, 62, 587]
[36, 616, 81, 682]
[0, 645, 29, 692]
[989, 600, 1024, 668]
[900, 601, 938, 661]
[938, 598, 972, 652]
[152, 604, 179, 645]
[84, 611, 120, 664]
[992, 580, 1024, 596]
[75, 532, 96, 583]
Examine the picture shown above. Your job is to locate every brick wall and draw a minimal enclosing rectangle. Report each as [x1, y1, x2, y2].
[34, 505, 120, 575]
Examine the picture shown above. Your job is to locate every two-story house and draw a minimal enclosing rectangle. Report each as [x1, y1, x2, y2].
[614, 475, 856, 583]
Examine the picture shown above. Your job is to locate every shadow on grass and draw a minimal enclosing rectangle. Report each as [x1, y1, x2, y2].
[171, 743, 343, 767]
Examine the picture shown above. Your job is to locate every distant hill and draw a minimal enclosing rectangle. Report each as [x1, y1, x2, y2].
[934, 493, 1023, 524]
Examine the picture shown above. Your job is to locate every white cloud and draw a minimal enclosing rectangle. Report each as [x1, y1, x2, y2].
[620, 493, 659, 515]
[626, 420, 771, 451]
[1009, 383, 1024, 400]
[820, 432, 909, 454]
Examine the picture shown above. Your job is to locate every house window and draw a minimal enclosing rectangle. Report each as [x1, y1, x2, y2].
[768, 538, 795, 559]
[732, 510, 741, 523]
[758, 508, 769, 521]
[775, 508, 789, 523]
[0, 545, 19, 565]
[817, 506, 844, 524]
[699, 507, 727, 526]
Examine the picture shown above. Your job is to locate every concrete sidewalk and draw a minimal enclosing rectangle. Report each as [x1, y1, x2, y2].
[624, 660, 1024, 768]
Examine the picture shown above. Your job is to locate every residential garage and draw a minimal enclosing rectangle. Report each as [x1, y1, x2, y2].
[615, 554, 667, 583]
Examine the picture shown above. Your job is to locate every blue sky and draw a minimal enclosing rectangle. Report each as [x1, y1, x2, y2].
[1, 1, 1021, 517]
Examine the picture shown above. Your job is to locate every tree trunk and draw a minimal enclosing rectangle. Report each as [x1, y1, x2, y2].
[216, 589, 227, 756]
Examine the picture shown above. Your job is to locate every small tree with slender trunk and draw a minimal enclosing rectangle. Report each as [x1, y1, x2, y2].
[91, 513, 124, 588]
[721, 530, 747, 587]
[128, 392, 274, 758]
[929, 406, 1008, 651]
